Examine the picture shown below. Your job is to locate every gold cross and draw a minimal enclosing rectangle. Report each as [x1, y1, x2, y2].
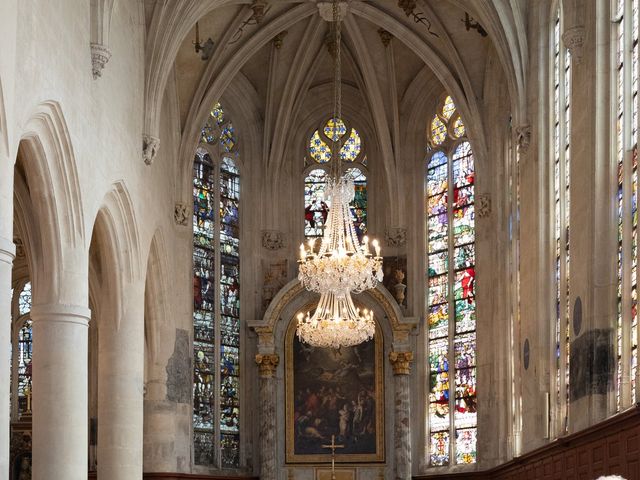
[321, 435, 344, 479]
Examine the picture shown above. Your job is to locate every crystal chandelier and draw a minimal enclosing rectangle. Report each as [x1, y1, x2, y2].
[296, 0, 382, 348]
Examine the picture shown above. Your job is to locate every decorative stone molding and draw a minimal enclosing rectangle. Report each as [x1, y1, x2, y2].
[476, 194, 492, 218]
[273, 31, 288, 49]
[142, 134, 160, 165]
[90, 43, 112, 79]
[389, 351, 414, 375]
[174, 203, 189, 226]
[255, 353, 279, 378]
[317, 1, 348, 22]
[261, 230, 285, 250]
[515, 124, 531, 155]
[378, 28, 392, 47]
[562, 26, 585, 65]
[385, 226, 407, 247]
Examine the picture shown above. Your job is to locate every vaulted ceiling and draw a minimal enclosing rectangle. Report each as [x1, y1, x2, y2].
[142, 0, 527, 193]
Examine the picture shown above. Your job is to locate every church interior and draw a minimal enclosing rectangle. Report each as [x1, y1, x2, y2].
[1, 0, 639, 479]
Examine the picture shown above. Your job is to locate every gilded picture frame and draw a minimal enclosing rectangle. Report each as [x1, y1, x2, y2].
[285, 307, 385, 464]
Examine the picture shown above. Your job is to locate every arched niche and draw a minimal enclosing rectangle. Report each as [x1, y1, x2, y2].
[249, 280, 417, 478]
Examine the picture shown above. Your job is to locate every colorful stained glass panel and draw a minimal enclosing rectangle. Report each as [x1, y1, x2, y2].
[430, 432, 450, 466]
[455, 428, 477, 464]
[309, 131, 332, 163]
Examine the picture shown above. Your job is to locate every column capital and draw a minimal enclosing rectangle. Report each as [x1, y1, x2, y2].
[0, 237, 16, 265]
[255, 353, 279, 378]
[31, 303, 91, 327]
[389, 351, 414, 375]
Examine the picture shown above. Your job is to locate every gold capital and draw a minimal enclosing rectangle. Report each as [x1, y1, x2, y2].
[389, 351, 413, 375]
[255, 353, 279, 377]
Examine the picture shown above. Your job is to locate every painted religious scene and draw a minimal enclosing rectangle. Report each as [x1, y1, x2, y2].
[286, 325, 384, 463]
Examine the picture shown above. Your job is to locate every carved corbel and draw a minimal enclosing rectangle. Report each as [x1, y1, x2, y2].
[261, 230, 285, 250]
[385, 227, 407, 248]
[255, 353, 279, 378]
[562, 26, 585, 64]
[389, 351, 414, 375]
[476, 194, 492, 218]
[90, 43, 112, 79]
[378, 29, 393, 47]
[515, 124, 531, 155]
[174, 203, 189, 226]
[273, 31, 287, 49]
[142, 134, 160, 165]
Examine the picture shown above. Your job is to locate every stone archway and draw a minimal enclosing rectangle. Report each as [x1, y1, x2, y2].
[249, 280, 417, 480]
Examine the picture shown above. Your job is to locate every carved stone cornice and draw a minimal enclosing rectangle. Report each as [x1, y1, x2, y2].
[261, 230, 285, 250]
[174, 203, 189, 226]
[90, 43, 111, 79]
[562, 26, 585, 65]
[255, 353, 279, 378]
[515, 124, 531, 155]
[142, 134, 160, 165]
[389, 351, 414, 375]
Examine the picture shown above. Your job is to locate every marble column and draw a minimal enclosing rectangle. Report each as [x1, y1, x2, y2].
[0, 237, 14, 477]
[98, 281, 145, 480]
[30, 303, 91, 480]
[255, 354, 279, 480]
[389, 351, 413, 480]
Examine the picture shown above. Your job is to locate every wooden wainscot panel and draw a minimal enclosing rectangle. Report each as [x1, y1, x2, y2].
[90, 474, 258, 480]
[413, 404, 640, 480]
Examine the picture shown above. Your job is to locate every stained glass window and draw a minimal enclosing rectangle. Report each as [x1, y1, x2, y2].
[193, 102, 241, 469]
[615, 0, 640, 410]
[18, 282, 31, 316]
[15, 282, 33, 417]
[426, 96, 476, 467]
[551, 7, 571, 435]
[305, 117, 368, 240]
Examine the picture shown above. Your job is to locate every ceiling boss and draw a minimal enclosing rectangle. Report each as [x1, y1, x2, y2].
[296, 0, 383, 349]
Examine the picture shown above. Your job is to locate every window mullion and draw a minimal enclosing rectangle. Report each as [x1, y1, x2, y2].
[446, 142, 456, 464]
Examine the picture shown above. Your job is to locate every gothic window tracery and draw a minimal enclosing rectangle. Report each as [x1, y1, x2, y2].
[304, 117, 367, 239]
[614, 0, 639, 410]
[193, 103, 241, 469]
[426, 95, 477, 467]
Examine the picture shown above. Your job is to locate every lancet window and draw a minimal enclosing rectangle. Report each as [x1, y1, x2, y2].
[425, 95, 477, 467]
[304, 117, 367, 239]
[614, 0, 640, 410]
[193, 103, 241, 468]
[12, 281, 33, 419]
[550, 5, 572, 435]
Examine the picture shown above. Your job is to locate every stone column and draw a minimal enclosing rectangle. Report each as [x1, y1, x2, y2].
[255, 354, 279, 480]
[98, 281, 145, 479]
[389, 351, 413, 480]
[0, 144, 14, 477]
[30, 303, 91, 480]
[0, 237, 14, 476]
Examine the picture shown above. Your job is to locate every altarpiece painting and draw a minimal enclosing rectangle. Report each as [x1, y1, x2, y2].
[285, 316, 384, 463]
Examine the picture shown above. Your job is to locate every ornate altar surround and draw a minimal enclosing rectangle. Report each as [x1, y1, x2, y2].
[249, 280, 417, 480]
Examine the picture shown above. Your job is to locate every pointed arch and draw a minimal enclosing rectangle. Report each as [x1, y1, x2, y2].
[16, 101, 85, 305]
[144, 229, 170, 366]
[90, 180, 142, 330]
